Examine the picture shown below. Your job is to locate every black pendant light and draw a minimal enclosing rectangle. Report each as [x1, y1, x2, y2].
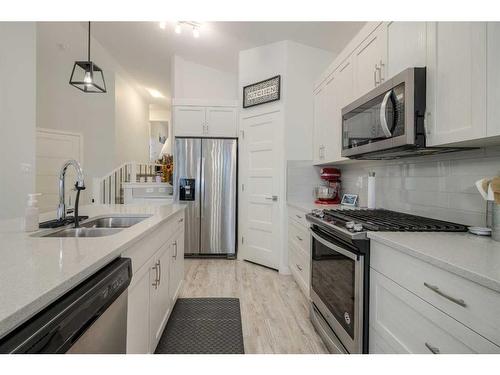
[69, 22, 107, 93]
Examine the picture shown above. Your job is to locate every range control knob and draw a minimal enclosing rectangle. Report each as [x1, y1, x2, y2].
[353, 223, 364, 232]
[346, 221, 355, 229]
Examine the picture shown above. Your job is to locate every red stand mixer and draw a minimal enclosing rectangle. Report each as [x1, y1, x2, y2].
[314, 168, 341, 204]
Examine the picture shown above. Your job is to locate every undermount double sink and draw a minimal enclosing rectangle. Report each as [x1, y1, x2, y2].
[37, 215, 152, 238]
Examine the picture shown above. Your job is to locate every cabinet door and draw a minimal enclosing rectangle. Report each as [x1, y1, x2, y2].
[149, 243, 172, 351]
[169, 228, 185, 306]
[173, 106, 206, 137]
[353, 25, 387, 97]
[312, 84, 326, 165]
[370, 269, 500, 354]
[426, 22, 487, 146]
[329, 57, 354, 163]
[126, 261, 152, 354]
[206, 107, 238, 137]
[387, 22, 426, 77]
[487, 22, 500, 136]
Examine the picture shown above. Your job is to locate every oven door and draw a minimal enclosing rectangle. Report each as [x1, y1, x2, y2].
[310, 227, 364, 354]
[341, 68, 422, 158]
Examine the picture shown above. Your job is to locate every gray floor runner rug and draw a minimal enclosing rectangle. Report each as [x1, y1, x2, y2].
[154, 297, 245, 354]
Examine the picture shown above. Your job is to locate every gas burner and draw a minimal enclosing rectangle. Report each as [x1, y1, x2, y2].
[306, 208, 468, 240]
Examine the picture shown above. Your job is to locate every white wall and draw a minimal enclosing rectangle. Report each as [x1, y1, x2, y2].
[0, 23, 37, 220]
[115, 74, 149, 165]
[36, 22, 150, 205]
[171, 55, 238, 100]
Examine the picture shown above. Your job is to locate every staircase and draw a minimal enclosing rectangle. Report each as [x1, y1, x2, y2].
[93, 162, 162, 204]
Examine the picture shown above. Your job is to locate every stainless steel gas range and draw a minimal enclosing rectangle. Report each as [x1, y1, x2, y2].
[306, 208, 468, 354]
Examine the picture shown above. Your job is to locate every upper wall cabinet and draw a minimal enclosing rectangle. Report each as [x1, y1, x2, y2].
[313, 82, 327, 164]
[173, 105, 238, 138]
[488, 22, 500, 137]
[353, 25, 387, 98]
[426, 22, 488, 146]
[386, 22, 427, 77]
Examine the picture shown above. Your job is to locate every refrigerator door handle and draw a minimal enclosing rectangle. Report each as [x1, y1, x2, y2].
[200, 157, 205, 219]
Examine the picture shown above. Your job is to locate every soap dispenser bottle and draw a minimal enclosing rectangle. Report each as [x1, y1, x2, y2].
[25, 193, 41, 232]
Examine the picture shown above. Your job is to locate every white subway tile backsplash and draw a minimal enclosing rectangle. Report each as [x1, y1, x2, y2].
[335, 148, 500, 226]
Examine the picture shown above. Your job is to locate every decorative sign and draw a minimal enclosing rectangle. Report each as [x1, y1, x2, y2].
[243, 75, 281, 108]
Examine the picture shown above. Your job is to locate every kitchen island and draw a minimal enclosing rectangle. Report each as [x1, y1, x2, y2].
[0, 203, 185, 353]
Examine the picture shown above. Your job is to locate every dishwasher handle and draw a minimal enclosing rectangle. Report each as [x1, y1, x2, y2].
[0, 257, 132, 354]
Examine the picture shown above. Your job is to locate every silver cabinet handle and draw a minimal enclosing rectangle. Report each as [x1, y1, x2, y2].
[265, 195, 278, 201]
[152, 262, 159, 288]
[379, 60, 385, 82]
[424, 282, 467, 308]
[296, 264, 303, 271]
[296, 235, 303, 241]
[157, 260, 161, 286]
[374, 64, 380, 85]
[172, 240, 178, 258]
[295, 214, 302, 219]
[425, 342, 440, 354]
[178, 218, 184, 223]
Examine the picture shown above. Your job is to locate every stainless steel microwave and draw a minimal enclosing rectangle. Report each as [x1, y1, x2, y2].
[341, 67, 464, 160]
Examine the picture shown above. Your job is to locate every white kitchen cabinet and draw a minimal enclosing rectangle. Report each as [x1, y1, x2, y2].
[126, 261, 152, 354]
[313, 83, 327, 164]
[287, 205, 311, 298]
[353, 25, 387, 97]
[487, 22, 500, 136]
[125, 211, 185, 354]
[149, 242, 172, 351]
[370, 269, 500, 354]
[426, 22, 487, 146]
[173, 106, 206, 137]
[169, 226, 185, 306]
[387, 22, 426, 77]
[205, 107, 238, 137]
[174, 105, 238, 138]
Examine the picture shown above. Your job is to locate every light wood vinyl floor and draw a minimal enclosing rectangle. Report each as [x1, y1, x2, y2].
[180, 258, 328, 354]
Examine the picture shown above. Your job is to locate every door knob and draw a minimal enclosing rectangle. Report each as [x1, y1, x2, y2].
[265, 195, 278, 201]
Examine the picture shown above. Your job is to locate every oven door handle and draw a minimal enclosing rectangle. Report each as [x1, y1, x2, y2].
[379, 90, 393, 138]
[310, 229, 359, 261]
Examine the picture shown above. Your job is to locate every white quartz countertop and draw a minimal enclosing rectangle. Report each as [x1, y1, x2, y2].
[287, 201, 342, 212]
[368, 231, 500, 293]
[0, 203, 185, 339]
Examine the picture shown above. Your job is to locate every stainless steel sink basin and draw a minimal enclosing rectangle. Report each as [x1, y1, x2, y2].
[80, 216, 151, 229]
[42, 228, 124, 238]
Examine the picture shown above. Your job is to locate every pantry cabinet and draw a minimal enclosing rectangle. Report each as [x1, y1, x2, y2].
[425, 22, 488, 146]
[124, 211, 185, 353]
[173, 105, 238, 138]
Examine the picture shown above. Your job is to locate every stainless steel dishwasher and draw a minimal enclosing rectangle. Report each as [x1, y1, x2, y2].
[0, 258, 132, 354]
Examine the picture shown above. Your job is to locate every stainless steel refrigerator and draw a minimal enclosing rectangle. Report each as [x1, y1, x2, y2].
[174, 138, 237, 257]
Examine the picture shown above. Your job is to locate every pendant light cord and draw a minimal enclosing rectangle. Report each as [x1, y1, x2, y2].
[87, 21, 91, 62]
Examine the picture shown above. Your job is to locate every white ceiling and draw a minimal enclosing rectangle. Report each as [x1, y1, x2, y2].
[91, 21, 365, 107]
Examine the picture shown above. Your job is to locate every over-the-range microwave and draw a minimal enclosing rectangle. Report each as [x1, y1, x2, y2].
[341, 67, 466, 160]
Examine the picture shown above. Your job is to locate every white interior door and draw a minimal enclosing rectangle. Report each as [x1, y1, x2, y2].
[239, 109, 283, 270]
[36, 128, 83, 213]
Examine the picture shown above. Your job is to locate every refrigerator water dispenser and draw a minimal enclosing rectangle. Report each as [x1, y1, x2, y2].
[179, 178, 196, 201]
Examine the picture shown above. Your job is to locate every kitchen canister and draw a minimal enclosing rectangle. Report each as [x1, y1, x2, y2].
[492, 203, 500, 241]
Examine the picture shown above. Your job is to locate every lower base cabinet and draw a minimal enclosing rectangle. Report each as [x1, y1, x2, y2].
[126, 216, 185, 353]
[369, 269, 499, 354]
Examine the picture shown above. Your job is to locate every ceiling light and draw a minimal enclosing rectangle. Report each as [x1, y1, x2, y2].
[159, 22, 166, 30]
[147, 88, 164, 99]
[192, 26, 200, 38]
[69, 22, 106, 93]
[174, 23, 182, 34]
